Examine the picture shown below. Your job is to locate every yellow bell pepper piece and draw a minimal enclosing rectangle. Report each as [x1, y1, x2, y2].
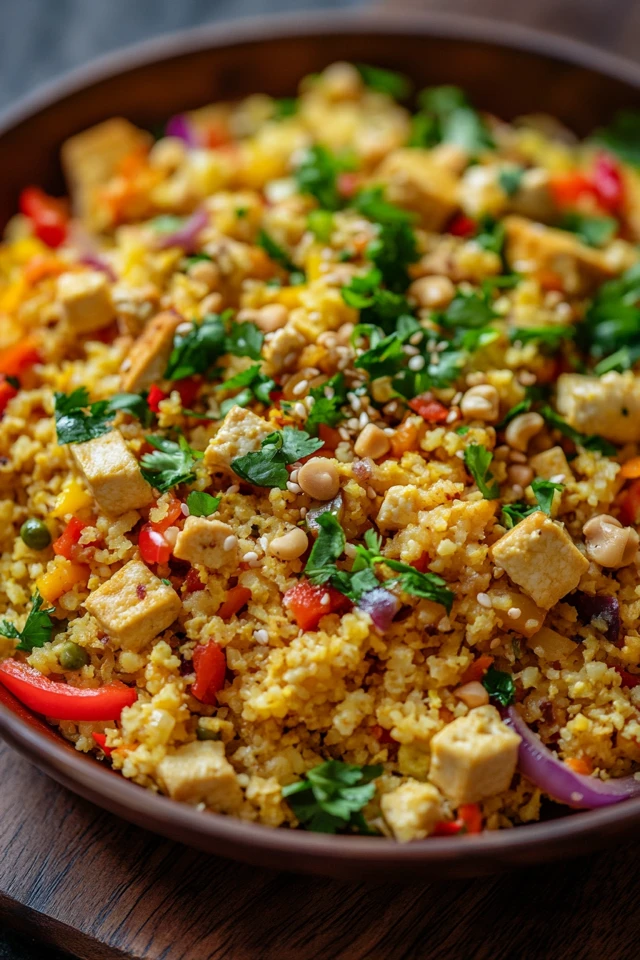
[36, 560, 89, 603]
[51, 479, 93, 518]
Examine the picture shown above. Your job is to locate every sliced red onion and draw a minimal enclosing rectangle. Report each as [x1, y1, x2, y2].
[165, 113, 199, 147]
[156, 208, 209, 253]
[78, 253, 116, 282]
[358, 588, 400, 633]
[572, 592, 621, 645]
[505, 705, 640, 808]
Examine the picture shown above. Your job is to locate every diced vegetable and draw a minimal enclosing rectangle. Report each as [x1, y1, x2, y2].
[36, 559, 89, 603]
[0, 659, 136, 720]
[20, 518, 52, 551]
[217, 585, 251, 619]
[191, 641, 226, 704]
[284, 580, 352, 630]
[52, 516, 88, 561]
[19, 187, 68, 248]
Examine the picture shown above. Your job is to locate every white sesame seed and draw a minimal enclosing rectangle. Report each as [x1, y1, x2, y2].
[403, 345, 420, 357]
[518, 370, 537, 386]
[254, 628, 269, 645]
[259, 536, 268, 550]
[346, 417, 359, 430]
[408, 355, 425, 371]
[445, 409, 458, 424]
[477, 592, 492, 608]
[549, 473, 566, 483]
[383, 427, 395, 436]
[366, 486, 377, 499]
[176, 321, 193, 335]
[164, 526, 179, 548]
[305, 396, 315, 409]
[348, 393, 362, 413]
[383, 401, 399, 416]
[293, 402, 306, 418]
[358, 411, 370, 429]
[325, 386, 335, 399]
[292, 379, 308, 397]
[181, 503, 190, 516]
[286, 481, 302, 494]
[339, 427, 350, 441]
[226, 484, 239, 495]
[507, 607, 522, 619]
[299, 507, 307, 519]
[320, 593, 331, 606]
[223, 535, 238, 551]
[243, 551, 258, 563]
[409, 331, 424, 345]
[452, 392, 463, 406]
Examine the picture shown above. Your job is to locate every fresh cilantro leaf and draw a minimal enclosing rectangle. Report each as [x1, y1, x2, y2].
[164, 314, 226, 380]
[341, 268, 413, 332]
[579, 262, 640, 364]
[455, 425, 470, 436]
[140, 435, 203, 492]
[408, 111, 439, 148]
[592, 110, 640, 167]
[355, 329, 406, 380]
[306, 512, 346, 584]
[437, 290, 496, 331]
[257, 229, 305, 284]
[541, 406, 616, 456]
[352, 188, 418, 292]
[273, 97, 297, 120]
[482, 665, 515, 706]
[54, 388, 113, 445]
[498, 165, 525, 197]
[307, 209, 334, 242]
[282, 759, 382, 834]
[186, 490, 221, 517]
[500, 502, 537, 528]
[531, 477, 563, 515]
[107, 392, 154, 428]
[417, 86, 494, 154]
[0, 591, 55, 652]
[331, 566, 381, 603]
[306, 373, 347, 435]
[217, 364, 275, 416]
[419, 85, 468, 116]
[497, 398, 531, 429]
[356, 63, 412, 99]
[231, 428, 323, 489]
[464, 443, 499, 498]
[225, 321, 263, 360]
[560, 212, 617, 248]
[593, 344, 640, 375]
[474, 216, 505, 255]
[295, 145, 351, 211]
[382, 559, 454, 612]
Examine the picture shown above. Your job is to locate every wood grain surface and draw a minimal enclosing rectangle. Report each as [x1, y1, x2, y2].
[1, 737, 639, 960]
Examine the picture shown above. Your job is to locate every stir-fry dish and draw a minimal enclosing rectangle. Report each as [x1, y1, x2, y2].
[3, 62, 640, 841]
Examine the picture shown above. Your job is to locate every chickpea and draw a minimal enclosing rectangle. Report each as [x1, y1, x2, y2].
[187, 259, 219, 290]
[583, 514, 639, 568]
[268, 527, 309, 560]
[321, 62, 363, 101]
[507, 464, 534, 487]
[453, 681, 490, 709]
[505, 412, 544, 452]
[354, 423, 391, 460]
[297, 458, 340, 500]
[408, 275, 456, 311]
[256, 303, 288, 333]
[460, 384, 500, 422]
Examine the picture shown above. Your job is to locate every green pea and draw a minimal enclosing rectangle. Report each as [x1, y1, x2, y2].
[58, 641, 89, 671]
[196, 718, 221, 741]
[20, 518, 52, 551]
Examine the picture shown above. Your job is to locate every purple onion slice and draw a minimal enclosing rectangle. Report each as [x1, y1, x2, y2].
[358, 588, 400, 633]
[572, 592, 621, 645]
[165, 113, 200, 147]
[156, 208, 209, 253]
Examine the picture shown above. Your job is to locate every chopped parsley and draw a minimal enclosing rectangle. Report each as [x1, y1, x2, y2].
[560, 212, 617, 248]
[412, 85, 494, 154]
[231, 428, 323, 489]
[186, 490, 221, 517]
[474, 216, 505, 255]
[498, 165, 525, 197]
[0, 591, 54, 652]
[257, 230, 305, 284]
[54, 388, 153, 445]
[217, 364, 275, 416]
[356, 63, 412, 100]
[435, 289, 496, 331]
[579, 262, 640, 367]
[164, 312, 263, 381]
[282, 759, 382, 834]
[305, 373, 347, 435]
[497, 398, 531, 429]
[501, 478, 564, 528]
[481, 665, 515, 706]
[352, 188, 419, 292]
[541, 406, 616, 456]
[500, 501, 536, 528]
[140, 435, 204, 492]
[305, 512, 346, 584]
[295, 145, 351, 211]
[342, 268, 412, 332]
[464, 443, 499, 499]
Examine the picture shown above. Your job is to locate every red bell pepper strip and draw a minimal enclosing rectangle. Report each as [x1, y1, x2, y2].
[549, 172, 594, 209]
[147, 384, 167, 413]
[151, 496, 183, 533]
[448, 213, 476, 238]
[409, 396, 449, 423]
[92, 732, 113, 756]
[591, 153, 624, 214]
[53, 516, 88, 561]
[217, 585, 251, 619]
[459, 654, 494, 685]
[433, 803, 483, 836]
[19, 186, 68, 248]
[0, 660, 137, 720]
[0, 336, 41, 378]
[614, 666, 640, 689]
[284, 580, 352, 631]
[191, 642, 226, 704]
[0, 376, 18, 415]
[184, 567, 205, 594]
[139, 524, 171, 565]
[619, 478, 640, 526]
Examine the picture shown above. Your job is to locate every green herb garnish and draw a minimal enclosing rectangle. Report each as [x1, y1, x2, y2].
[464, 443, 499, 499]
[560, 212, 617, 248]
[231, 428, 323, 489]
[541, 406, 616, 456]
[0, 591, 54, 652]
[257, 230, 305, 284]
[140, 435, 204, 492]
[592, 110, 640, 166]
[482, 665, 515, 706]
[295, 145, 351, 211]
[352, 188, 419, 292]
[357, 64, 412, 99]
[282, 760, 382, 834]
[498, 166, 525, 197]
[305, 373, 347, 435]
[54, 389, 153, 445]
[217, 363, 275, 416]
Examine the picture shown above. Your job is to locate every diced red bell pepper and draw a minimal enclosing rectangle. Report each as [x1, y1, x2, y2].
[151, 496, 183, 533]
[92, 732, 113, 757]
[19, 186, 68, 248]
[619, 478, 640, 526]
[139, 524, 171, 565]
[433, 818, 465, 836]
[147, 384, 167, 413]
[0, 376, 18, 415]
[217, 585, 252, 619]
[411, 551, 430, 574]
[205, 122, 231, 149]
[284, 580, 352, 631]
[549, 171, 594, 209]
[0, 336, 41, 378]
[0, 660, 137, 721]
[448, 213, 476, 238]
[191, 641, 226, 704]
[53, 516, 88, 561]
[174, 377, 200, 408]
[614, 666, 640, 689]
[591, 152, 624, 214]
[184, 567, 205, 594]
[459, 654, 493, 685]
[318, 422, 342, 451]
[458, 803, 483, 834]
[409, 396, 449, 423]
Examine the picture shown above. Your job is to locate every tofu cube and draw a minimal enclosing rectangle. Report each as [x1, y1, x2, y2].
[377, 481, 463, 531]
[429, 705, 521, 804]
[380, 780, 443, 842]
[204, 405, 273, 473]
[158, 740, 243, 811]
[173, 517, 238, 569]
[491, 511, 588, 609]
[376, 149, 459, 231]
[71, 430, 153, 515]
[529, 446, 573, 483]
[504, 215, 616, 295]
[57, 271, 115, 334]
[84, 559, 181, 649]
[556, 372, 640, 444]
[121, 311, 182, 393]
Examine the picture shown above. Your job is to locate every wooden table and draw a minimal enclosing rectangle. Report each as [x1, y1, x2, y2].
[1, 739, 639, 960]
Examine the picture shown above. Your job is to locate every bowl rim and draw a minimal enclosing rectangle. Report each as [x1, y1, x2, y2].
[2, 7, 640, 866]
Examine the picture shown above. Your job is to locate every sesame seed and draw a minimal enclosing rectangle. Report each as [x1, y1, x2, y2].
[325, 386, 335, 399]
[359, 411, 370, 429]
[383, 401, 399, 415]
[518, 370, 537, 386]
[292, 379, 308, 396]
[452, 392, 463, 406]
[320, 593, 331, 606]
[181, 503, 190, 516]
[549, 473, 566, 483]
[286, 481, 302, 494]
[226, 484, 239, 495]
[259, 536, 268, 550]
[366, 486, 377, 499]
[338, 427, 350, 441]
[403, 345, 420, 357]
[477, 592, 492, 608]
[305, 396, 315, 410]
[409, 331, 424, 345]
[299, 507, 307, 519]
[293, 402, 306, 418]
[243, 551, 258, 563]
[507, 607, 521, 619]
[408, 355, 425, 371]
[445, 409, 458, 424]
[525, 618, 540, 631]
[223, 535, 238, 551]
[176, 321, 193, 335]
[254, 629, 269, 645]
[348, 393, 362, 413]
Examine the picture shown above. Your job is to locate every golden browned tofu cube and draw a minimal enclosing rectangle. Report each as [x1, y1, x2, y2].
[375, 149, 459, 231]
[503, 215, 617, 296]
[57, 271, 115, 334]
[84, 560, 181, 649]
[71, 430, 153, 515]
[173, 517, 238, 568]
[380, 780, 443, 842]
[157, 740, 243, 811]
[204, 405, 273, 473]
[121, 311, 183, 393]
[491, 587, 545, 638]
[556, 372, 640, 445]
[429, 706, 521, 804]
[529, 446, 573, 483]
[377, 481, 463, 531]
[491, 511, 588, 609]
[527, 626, 578, 662]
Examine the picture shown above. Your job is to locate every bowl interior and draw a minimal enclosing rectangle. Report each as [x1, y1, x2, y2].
[2, 10, 640, 879]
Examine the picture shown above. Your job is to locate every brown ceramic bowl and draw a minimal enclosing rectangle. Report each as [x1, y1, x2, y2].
[1, 10, 640, 881]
